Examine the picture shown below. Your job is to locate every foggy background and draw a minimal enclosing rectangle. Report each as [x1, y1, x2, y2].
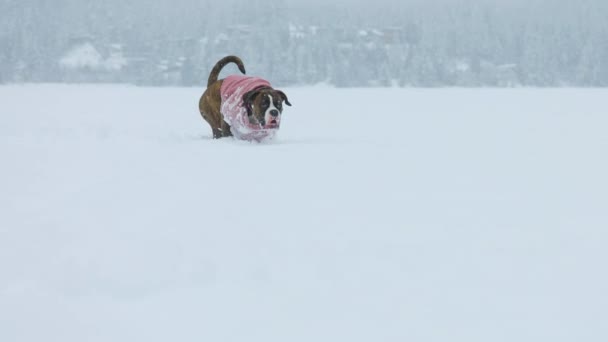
[1, 0, 607, 87]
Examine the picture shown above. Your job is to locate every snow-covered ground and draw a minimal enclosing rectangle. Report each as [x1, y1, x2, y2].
[1, 84, 607, 342]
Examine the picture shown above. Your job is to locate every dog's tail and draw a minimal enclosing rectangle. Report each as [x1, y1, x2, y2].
[207, 55, 246, 87]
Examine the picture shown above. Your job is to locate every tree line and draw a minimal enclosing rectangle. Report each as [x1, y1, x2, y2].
[1, 0, 607, 87]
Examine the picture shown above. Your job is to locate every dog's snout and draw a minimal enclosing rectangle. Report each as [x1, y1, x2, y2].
[270, 109, 279, 117]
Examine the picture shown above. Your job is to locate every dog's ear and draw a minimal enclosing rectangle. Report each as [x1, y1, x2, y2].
[277, 91, 292, 106]
[242, 90, 259, 116]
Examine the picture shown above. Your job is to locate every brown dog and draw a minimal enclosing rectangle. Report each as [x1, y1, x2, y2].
[199, 56, 291, 140]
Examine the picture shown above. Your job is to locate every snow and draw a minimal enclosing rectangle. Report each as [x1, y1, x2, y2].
[1, 84, 608, 342]
[59, 43, 127, 71]
[59, 43, 104, 70]
[104, 51, 128, 72]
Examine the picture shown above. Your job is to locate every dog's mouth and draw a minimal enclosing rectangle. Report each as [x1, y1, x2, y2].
[265, 119, 280, 129]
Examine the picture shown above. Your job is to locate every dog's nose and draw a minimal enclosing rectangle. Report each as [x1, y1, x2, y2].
[270, 109, 279, 117]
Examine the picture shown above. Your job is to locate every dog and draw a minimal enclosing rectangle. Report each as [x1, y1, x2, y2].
[199, 56, 291, 141]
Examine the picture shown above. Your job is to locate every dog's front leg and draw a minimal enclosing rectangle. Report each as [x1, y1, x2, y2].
[221, 121, 233, 137]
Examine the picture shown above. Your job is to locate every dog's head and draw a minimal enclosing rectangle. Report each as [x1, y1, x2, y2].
[243, 88, 291, 129]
